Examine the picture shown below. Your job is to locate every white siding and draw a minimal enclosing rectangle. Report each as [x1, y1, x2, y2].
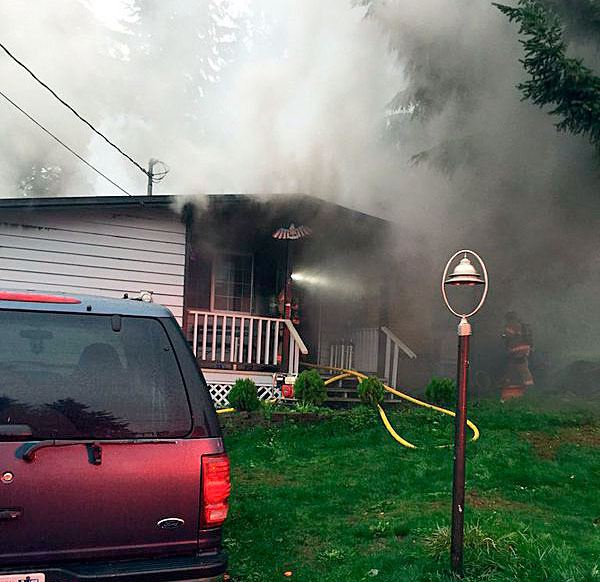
[0, 207, 186, 322]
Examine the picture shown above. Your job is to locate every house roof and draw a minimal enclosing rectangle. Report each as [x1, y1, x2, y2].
[0, 193, 387, 225]
[0, 194, 174, 210]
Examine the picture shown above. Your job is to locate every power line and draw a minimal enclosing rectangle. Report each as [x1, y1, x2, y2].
[0, 88, 141, 201]
[0, 41, 149, 177]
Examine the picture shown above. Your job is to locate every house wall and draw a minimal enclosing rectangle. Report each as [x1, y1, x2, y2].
[0, 207, 186, 322]
[383, 259, 438, 390]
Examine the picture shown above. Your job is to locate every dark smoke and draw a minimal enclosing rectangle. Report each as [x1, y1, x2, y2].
[363, 0, 600, 377]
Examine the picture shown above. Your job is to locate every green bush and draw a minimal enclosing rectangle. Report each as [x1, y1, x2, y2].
[358, 376, 385, 407]
[294, 402, 321, 414]
[343, 405, 378, 432]
[294, 369, 327, 406]
[425, 376, 456, 406]
[228, 378, 260, 412]
[260, 399, 276, 421]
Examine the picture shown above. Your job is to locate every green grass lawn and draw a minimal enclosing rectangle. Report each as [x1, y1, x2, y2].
[222, 401, 600, 581]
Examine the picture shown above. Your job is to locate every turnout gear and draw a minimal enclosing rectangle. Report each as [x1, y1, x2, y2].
[500, 311, 534, 399]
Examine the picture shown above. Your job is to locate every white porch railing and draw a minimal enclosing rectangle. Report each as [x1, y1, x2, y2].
[328, 329, 379, 372]
[381, 326, 417, 388]
[187, 310, 308, 375]
[352, 328, 380, 373]
[329, 342, 354, 370]
[327, 327, 417, 388]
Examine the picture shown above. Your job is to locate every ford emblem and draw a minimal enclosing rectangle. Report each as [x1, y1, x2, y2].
[157, 517, 185, 530]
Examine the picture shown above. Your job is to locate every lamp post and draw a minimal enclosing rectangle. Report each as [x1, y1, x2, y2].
[441, 250, 489, 576]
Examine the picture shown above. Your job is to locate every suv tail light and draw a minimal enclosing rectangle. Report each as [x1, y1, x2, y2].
[201, 454, 231, 527]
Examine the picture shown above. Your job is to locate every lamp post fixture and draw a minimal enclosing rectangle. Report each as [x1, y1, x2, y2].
[441, 250, 489, 576]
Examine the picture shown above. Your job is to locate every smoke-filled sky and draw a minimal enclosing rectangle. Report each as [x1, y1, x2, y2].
[1, 0, 599, 366]
[1, 0, 427, 205]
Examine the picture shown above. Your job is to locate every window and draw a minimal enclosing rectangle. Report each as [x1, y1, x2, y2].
[0, 311, 192, 439]
[212, 253, 253, 312]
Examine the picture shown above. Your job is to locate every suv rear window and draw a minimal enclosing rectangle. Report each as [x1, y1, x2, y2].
[0, 310, 192, 439]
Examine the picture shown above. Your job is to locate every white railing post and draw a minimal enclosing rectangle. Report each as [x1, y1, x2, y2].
[202, 314, 208, 360]
[288, 335, 294, 375]
[221, 316, 227, 362]
[294, 344, 300, 374]
[265, 320, 271, 365]
[379, 326, 417, 387]
[229, 317, 236, 362]
[370, 329, 378, 371]
[232, 321, 238, 362]
[248, 318, 254, 364]
[193, 312, 198, 356]
[273, 321, 280, 366]
[392, 344, 399, 388]
[211, 314, 217, 360]
[384, 335, 391, 382]
[256, 319, 263, 366]
[239, 318, 245, 363]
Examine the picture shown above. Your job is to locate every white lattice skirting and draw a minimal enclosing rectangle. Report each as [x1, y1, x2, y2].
[208, 382, 280, 408]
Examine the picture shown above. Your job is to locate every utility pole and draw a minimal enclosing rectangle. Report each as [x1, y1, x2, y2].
[147, 158, 158, 196]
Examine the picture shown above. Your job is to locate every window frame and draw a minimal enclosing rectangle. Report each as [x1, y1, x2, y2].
[210, 251, 255, 314]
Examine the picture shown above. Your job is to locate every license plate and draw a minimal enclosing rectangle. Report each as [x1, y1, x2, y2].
[0, 574, 45, 582]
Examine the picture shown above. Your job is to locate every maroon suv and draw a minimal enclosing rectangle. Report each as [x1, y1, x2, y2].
[0, 290, 229, 582]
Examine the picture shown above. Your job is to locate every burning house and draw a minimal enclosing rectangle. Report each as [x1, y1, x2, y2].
[0, 194, 430, 405]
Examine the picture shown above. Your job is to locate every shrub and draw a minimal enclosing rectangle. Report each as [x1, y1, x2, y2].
[294, 369, 327, 406]
[294, 402, 320, 414]
[425, 376, 456, 406]
[344, 405, 378, 432]
[260, 399, 276, 421]
[228, 378, 260, 412]
[358, 376, 385, 407]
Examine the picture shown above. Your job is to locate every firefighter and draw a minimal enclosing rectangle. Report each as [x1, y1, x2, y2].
[500, 311, 534, 400]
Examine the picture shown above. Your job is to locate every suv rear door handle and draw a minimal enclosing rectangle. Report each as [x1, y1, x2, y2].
[0, 509, 23, 521]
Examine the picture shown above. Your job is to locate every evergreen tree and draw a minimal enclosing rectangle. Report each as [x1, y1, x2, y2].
[495, 0, 600, 152]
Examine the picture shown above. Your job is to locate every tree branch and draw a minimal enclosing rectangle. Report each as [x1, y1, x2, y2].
[495, 0, 600, 151]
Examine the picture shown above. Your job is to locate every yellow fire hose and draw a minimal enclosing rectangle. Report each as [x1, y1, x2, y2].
[216, 365, 480, 449]
[313, 364, 480, 449]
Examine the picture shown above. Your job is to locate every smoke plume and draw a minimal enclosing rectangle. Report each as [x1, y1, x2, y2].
[1, 0, 599, 375]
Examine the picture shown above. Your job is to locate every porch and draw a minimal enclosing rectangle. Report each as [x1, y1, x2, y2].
[181, 195, 421, 403]
[184, 309, 417, 406]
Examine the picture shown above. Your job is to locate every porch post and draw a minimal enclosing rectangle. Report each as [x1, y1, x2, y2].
[282, 240, 292, 373]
